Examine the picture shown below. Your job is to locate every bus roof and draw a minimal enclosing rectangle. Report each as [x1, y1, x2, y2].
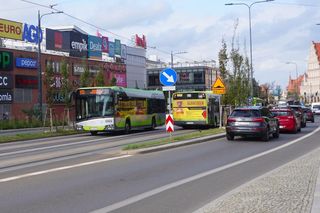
[77, 86, 164, 99]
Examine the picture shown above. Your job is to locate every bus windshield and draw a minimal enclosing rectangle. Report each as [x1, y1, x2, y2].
[76, 94, 114, 120]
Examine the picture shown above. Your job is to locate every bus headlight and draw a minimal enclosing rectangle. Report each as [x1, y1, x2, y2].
[76, 124, 83, 131]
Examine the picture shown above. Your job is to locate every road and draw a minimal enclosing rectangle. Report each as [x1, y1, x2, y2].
[0, 118, 319, 213]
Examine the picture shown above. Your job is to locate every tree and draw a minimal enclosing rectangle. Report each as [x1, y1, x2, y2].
[218, 39, 229, 105]
[60, 59, 73, 128]
[44, 61, 55, 130]
[95, 68, 105, 86]
[110, 77, 117, 86]
[80, 62, 91, 87]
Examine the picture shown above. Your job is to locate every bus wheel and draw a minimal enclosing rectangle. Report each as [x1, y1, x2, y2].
[151, 117, 156, 130]
[125, 120, 131, 134]
[90, 131, 98, 136]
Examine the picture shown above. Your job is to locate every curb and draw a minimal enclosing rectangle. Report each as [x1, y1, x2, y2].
[121, 133, 226, 155]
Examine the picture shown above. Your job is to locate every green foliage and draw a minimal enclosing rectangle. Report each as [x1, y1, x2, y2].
[60, 59, 73, 107]
[110, 77, 117, 86]
[44, 61, 55, 108]
[95, 68, 105, 86]
[80, 62, 91, 87]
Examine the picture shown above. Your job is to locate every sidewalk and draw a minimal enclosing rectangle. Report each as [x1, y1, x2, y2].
[194, 147, 320, 213]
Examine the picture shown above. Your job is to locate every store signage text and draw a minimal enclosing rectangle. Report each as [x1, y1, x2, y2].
[0, 51, 13, 71]
[22, 23, 43, 44]
[0, 90, 13, 104]
[0, 18, 23, 40]
[0, 74, 13, 88]
[135, 34, 147, 49]
[16, 58, 37, 69]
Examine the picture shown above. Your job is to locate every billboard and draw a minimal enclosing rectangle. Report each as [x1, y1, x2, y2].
[0, 51, 13, 71]
[88, 35, 102, 59]
[0, 73, 13, 89]
[109, 42, 115, 57]
[114, 39, 121, 56]
[121, 44, 127, 59]
[114, 73, 127, 87]
[15, 75, 38, 89]
[46, 28, 70, 52]
[0, 18, 23, 40]
[101, 36, 109, 53]
[16, 57, 37, 69]
[0, 89, 13, 104]
[70, 31, 88, 58]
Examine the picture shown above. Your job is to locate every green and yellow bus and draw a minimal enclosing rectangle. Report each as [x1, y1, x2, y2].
[172, 91, 220, 128]
[75, 87, 166, 135]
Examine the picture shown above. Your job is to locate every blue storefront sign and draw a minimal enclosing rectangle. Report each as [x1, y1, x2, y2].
[22, 23, 43, 44]
[16, 58, 37, 69]
[109, 42, 115, 57]
[88, 35, 102, 59]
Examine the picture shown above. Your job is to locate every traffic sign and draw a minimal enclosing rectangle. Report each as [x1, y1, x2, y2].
[212, 77, 226, 95]
[165, 114, 174, 132]
[160, 68, 177, 86]
[162, 86, 176, 91]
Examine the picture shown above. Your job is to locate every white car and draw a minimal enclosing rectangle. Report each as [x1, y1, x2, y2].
[311, 102, 320, 115]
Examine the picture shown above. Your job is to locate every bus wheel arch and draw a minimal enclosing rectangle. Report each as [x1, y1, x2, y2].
[90, 131, 98, 136]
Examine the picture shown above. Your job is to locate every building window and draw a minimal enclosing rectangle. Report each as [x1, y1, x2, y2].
[0, 104, 11, 120]
[14, 88, 32, 103]
[148, 75, 160, 86]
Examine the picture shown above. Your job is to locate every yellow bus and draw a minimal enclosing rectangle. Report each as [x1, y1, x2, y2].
[172, 91, 220, 128]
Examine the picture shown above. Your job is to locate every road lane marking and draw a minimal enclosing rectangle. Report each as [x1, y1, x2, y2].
[0, 155, 131, 183]
[90, 125, 320, 213]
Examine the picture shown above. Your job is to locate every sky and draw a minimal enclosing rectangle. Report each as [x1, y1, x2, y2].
[1, 0, 320, 89]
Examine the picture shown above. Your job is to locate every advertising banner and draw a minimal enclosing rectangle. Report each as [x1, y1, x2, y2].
[0, 18, 23, 40]
[22, 23, 42, 44]
[0, 73, 13, 89]
[88, 35, 102, 59]
[108, 42, 115, 57]
[101, 36, 109, 53]
[72, 63, 86, 75]
[46, 28, 70, 52]
[70, 31, 88, 58]
[16, 57, 37, 69]
[114, 39, 121, 56]
[0, 89, 13, 104]
[121, 44, 127, 59]
[15, 75, 38, 89]
[0, 51, 13, 71]
[114, 73, 127, 87]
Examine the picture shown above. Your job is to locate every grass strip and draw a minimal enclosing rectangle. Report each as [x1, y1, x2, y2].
[123, 128, 225, 150]
[0, 130, 80, 143]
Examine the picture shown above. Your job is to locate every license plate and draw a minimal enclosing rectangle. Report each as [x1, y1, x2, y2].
[279, 126, 284, 128]
[90, 127, 98, 130]
[186, 122, 194, 124]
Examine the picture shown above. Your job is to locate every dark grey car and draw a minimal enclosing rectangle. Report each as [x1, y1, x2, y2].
[226, 106, 279, 142]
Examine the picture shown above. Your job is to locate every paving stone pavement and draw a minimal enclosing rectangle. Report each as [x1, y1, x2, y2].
[194, 148, 320, 213]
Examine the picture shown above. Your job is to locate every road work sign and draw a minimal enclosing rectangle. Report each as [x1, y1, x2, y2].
[212, 77, 226, 95]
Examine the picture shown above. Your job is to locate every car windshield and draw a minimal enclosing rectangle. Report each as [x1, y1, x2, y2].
[231, 110, 261, 117]
[313, 105, 320, 110]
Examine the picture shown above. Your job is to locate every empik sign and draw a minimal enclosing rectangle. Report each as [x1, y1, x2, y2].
[16, 58, 37, 69]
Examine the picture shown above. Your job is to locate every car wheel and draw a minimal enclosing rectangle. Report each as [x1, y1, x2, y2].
[273, 126, 280, 138]
[312, 119, 315, 123]
[226, 133, 234, 141]
[262, 128, 269, 142]
[301, 122, 306, 128]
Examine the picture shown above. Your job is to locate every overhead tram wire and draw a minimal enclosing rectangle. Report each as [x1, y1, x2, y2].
[20, 0, 198, 64]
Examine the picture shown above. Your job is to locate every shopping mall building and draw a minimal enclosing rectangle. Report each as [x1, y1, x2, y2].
[0, 18, 147, 121]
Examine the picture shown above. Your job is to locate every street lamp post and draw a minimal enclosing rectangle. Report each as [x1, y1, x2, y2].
[225, 0, 274, 98]
[37, 10, 63, 122]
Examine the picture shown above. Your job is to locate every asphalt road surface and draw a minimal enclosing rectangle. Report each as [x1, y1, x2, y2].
[0, 118, 319, 213]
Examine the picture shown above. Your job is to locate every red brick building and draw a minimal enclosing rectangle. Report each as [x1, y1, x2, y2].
[0, 47, 126, 121]
[287, 74, 304, 95]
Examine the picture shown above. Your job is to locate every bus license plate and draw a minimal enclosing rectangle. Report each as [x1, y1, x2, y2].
[186, 122, 194, 124]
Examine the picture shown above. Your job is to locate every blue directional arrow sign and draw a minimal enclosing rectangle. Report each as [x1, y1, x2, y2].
[160, 68, 177, 86]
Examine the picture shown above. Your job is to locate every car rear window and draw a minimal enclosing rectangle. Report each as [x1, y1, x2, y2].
[272, 111, 292, 116]
[231, 110, 261, 117]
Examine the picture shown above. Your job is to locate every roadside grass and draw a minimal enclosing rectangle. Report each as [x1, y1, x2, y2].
[123, 127, 225, 150]
[0, 129, 81, 143]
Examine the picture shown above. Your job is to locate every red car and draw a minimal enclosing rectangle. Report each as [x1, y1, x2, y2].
[271, 108, 301, 133]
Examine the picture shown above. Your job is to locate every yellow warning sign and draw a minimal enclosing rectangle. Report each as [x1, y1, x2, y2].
[212, 77, 226, 94]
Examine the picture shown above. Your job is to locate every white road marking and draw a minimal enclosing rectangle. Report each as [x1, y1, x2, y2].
[0, 155, 131, 183]
[90, 126, 320, 213]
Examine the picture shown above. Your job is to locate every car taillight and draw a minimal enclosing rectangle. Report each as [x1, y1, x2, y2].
[227, 118, 236, 123]
[252, 118, 264, 122]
